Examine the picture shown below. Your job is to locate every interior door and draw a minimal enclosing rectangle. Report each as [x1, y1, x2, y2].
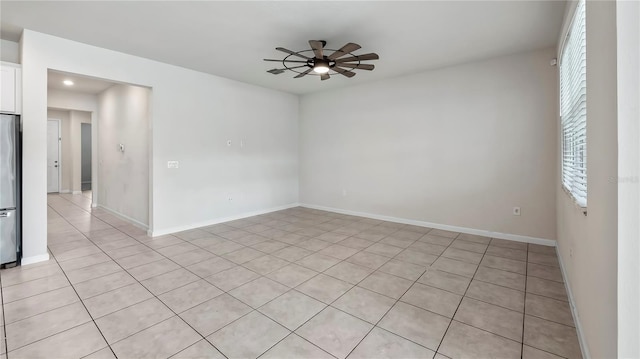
[47, 120, 60, 193]
[81, 123, 92, 191]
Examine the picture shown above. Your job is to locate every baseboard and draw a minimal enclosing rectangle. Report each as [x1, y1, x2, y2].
[72, 190, 82, 195]
[300, 203, 556, 246]
[97, 204, 149, 230]
[150, 202, 301, 237]
[556, 245, 591, 359]
[60, 189, 72, 194]
[21, 253, 50, 266]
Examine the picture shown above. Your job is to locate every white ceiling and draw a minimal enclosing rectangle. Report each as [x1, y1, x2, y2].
[1, 1, 566, 95]
[48, 70, 116, 94]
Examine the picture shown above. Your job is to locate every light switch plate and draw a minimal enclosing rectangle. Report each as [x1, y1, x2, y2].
[167, 161, 179, 169]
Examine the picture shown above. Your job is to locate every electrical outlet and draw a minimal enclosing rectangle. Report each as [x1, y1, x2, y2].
[167, 161, 179, 169]
[513, 207, 521, 216]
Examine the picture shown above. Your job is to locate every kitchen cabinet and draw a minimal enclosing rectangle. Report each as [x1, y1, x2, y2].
[0, 62, 21, 115]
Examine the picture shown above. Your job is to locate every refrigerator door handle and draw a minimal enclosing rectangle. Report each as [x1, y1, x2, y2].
[0, 212, 9, 217]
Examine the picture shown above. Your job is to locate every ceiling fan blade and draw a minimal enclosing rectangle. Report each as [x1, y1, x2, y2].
[280, 65, 308, 70]
[332, 67, 356, 78]
[294, 68, 313, 78]
[276, 47, 312, 60]
[335, 53, 380, 63]
[267, 65, 308, 75]
[309, 40, 324, 59]
[320, 73, 330, 81]
[336, 63, 375, 71]
[327, 43, 361, 60]
[263, 59, 308, 63]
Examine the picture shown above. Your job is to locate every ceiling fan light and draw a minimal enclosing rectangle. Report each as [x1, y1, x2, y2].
[313, 59, 330, 74]
[313, 65, 330, 74]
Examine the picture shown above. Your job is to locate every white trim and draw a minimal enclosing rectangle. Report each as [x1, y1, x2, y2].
[97, 204, 148, 230]
[150, 203, 301, 237]
[556, 245, 591, 359]
[59, 189, 72, 194]
[21, 253, 50, 266]
[72, 190, 82, 195]
[46, 118, 62, 193]
[300, 203, 556, 246]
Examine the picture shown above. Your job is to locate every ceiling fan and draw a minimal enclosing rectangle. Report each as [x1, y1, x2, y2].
[264, 40, 379, 81]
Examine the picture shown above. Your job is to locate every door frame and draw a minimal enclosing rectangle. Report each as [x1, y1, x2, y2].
[47, 118, 62, 193]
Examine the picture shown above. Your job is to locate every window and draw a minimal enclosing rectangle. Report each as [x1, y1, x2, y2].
[560, 0, 587, 207]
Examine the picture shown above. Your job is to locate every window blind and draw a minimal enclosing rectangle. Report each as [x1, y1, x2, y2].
[560, 0, 587, 207]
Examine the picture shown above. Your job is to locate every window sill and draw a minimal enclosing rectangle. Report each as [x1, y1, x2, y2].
[561, 185, 587, 216]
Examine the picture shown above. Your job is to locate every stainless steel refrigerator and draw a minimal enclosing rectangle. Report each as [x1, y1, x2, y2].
[1, 113, 21, 267]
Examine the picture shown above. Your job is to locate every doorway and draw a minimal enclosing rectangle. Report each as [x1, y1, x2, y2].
[81, 123, 92, 191]
[47, 69, 152, 231]
[46, 119, 60, 193]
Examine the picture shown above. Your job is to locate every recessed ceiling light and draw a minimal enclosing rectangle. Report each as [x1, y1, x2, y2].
[63, 80, 74, 86]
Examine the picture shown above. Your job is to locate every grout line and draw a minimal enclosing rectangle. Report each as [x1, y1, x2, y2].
[521, 244, 529, 359]
[277, 232, 423, 353]
[168, 338, 229, 359]
[54, 194, 380, 357]
[49, 196, 229, 358]
[0, 278, 71, 305]
[26, 194, 571, 359]
[0, 287, 81, 326]
[1, 271, 8, 359]
[37, 246, 117, 358]
[432, 232, 487, 356]
[341, 269, 429, 356]
[209, 226, 413, 358]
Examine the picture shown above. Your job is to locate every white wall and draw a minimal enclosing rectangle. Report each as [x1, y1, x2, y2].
[21, 30, 299, 263]
[1, 39, 20, 63]
[616, 0, 639, 356]
[555, 1, 618, 358]
[48, 88, 98, 112]
[97, 84, 150, 226]
[300, 48, 557, 241]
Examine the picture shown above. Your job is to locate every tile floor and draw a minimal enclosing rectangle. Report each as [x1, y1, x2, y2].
[0, 193, 583, 359]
